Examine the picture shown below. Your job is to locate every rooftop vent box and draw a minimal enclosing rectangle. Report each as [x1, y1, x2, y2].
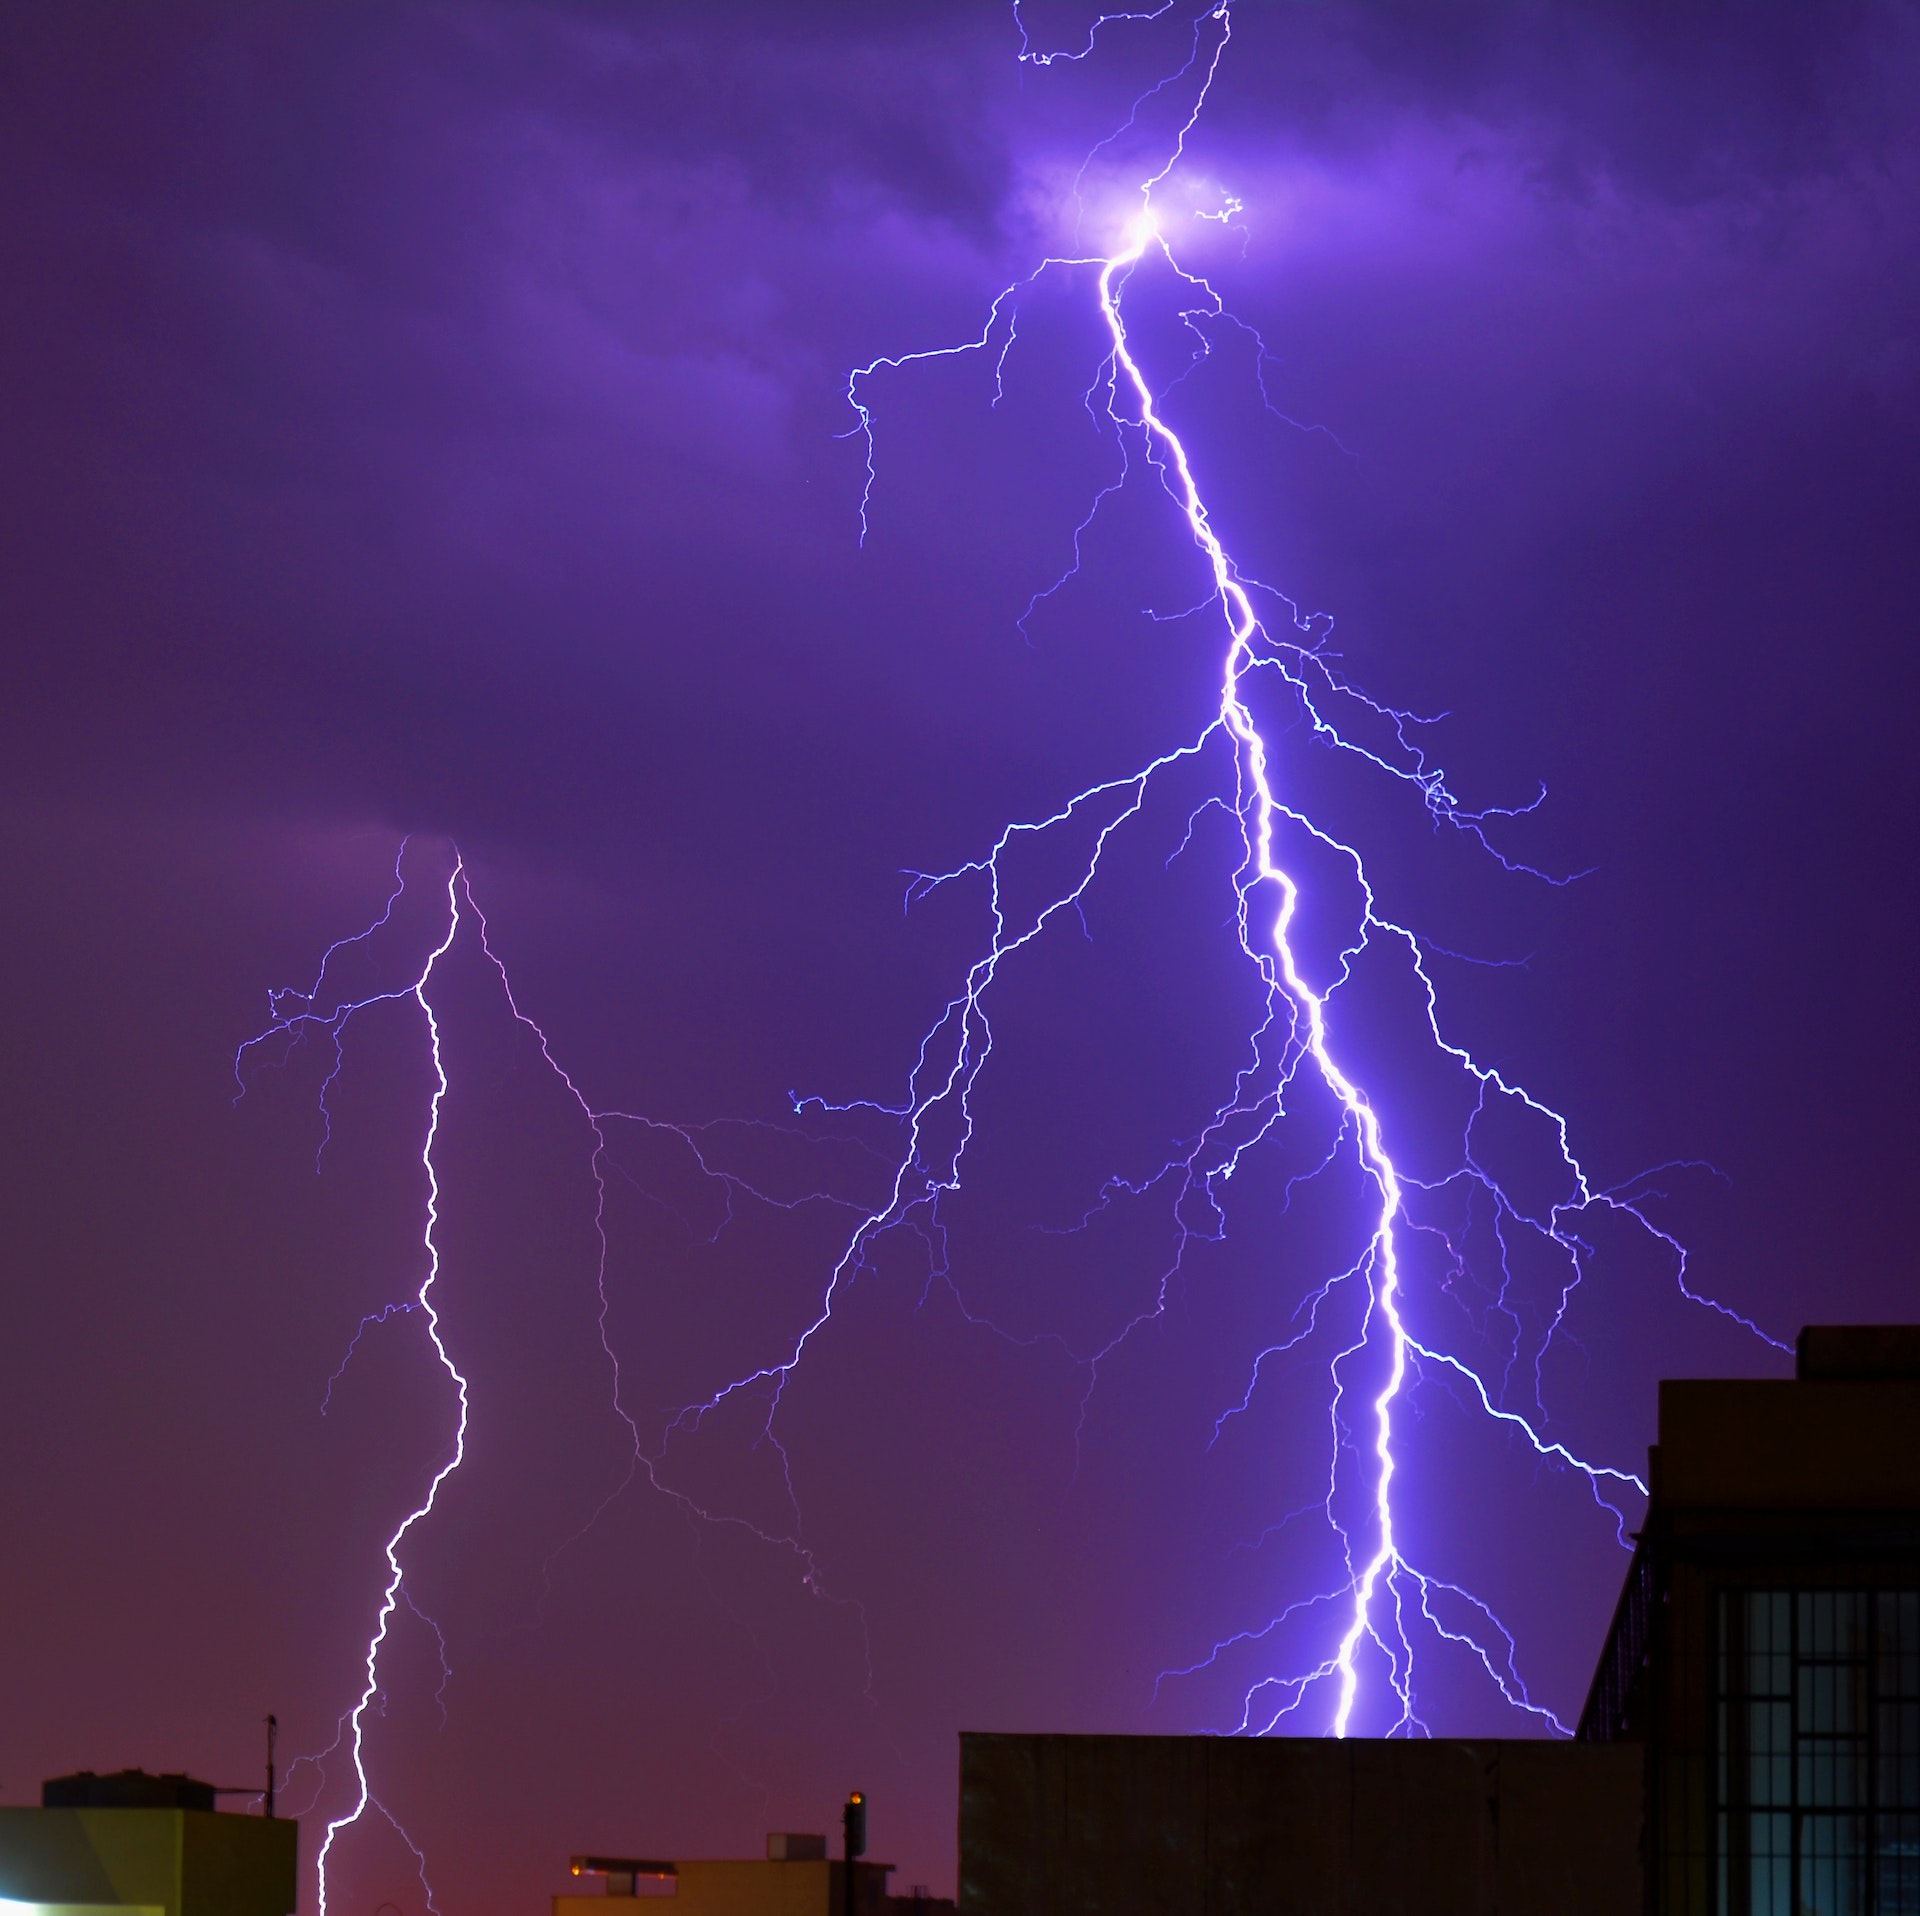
[1796, 1326, 1920, 1381]
[42, 1772, 218, 1812]
[766, 1834, 827, 1862]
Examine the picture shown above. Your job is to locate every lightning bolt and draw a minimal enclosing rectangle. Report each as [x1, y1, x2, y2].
[238, 4, 1793, 1902]
[235, 856, 465, 1915]
[835, 0, 1784, 1736]
[237, 847, 876, 1911]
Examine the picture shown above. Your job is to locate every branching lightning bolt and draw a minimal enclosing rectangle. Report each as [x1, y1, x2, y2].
[237, 849, 878, 1911]
[236, 859, 466, 1915]
[835, 0, 1784, 1736]
[237, 4, 1793, 1903]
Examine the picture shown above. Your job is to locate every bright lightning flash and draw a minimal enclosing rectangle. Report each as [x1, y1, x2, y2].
[833, 0, 1783, 1738]
[234, 2, 1791, 1905]
[235, 859, 466, 1916]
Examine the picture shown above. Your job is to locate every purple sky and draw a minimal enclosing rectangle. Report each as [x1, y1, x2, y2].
[2, 3, 1917, 1908]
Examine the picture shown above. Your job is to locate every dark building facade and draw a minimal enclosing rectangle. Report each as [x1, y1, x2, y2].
[959, 1328, 1920, 1915]
[1581, 1326, 1920, 1915]
[959, 1733, 1641, 1914]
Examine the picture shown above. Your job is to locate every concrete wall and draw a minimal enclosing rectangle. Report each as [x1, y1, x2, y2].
[0, 1810, 295, 1916]
[1655, 1378, 1920, 1509]
[959, 1734, 1644, 1916]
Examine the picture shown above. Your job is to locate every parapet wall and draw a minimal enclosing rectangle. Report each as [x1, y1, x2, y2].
[959, 1732, 1643, 1916]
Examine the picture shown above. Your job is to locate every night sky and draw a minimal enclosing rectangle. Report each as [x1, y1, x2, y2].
[2, 3, 1917, 1909]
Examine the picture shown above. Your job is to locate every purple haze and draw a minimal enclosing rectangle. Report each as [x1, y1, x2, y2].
[2, 3, 1917, 1909]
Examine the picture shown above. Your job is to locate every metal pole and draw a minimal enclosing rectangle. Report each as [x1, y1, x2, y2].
[843, 1792, 865, 1916]
[265, 1715, 277, 1818]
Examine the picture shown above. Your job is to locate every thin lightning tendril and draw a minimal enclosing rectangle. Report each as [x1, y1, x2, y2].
[239, 3, 1790, 1902]
[296, 860, 461, 1916]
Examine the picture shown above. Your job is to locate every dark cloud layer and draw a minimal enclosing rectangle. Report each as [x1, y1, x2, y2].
[1, 4, 1916, 1908]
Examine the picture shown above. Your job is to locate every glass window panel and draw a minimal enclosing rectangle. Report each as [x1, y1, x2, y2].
[1755, 1597, 1790, 1694]
[1895, 1594, 1920, 1661]
[1802, 1814, 1866, 1916]
[1890, 1654, 1920, 1705]
[1804, 1666, 1869, 1736]
[1878, 1814, 1920, 1916]
[1804, 1592, 1829, 1657]
[1878, 1595, 1911, 1661]
[1802, 1743, 1868, 1808]
[1718, 1593, 1920, 1912]
[1804, 1668, 1834, 1733]
[1753, 1811, 1792, 1916]
[1757, 1591, 1785, 1652]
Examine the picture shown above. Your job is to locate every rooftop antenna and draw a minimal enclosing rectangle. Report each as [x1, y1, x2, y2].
[264, 1715, 277, 1819]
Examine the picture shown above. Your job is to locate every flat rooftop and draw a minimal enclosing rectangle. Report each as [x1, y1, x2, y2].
[1652, 1325, 1920, 1510]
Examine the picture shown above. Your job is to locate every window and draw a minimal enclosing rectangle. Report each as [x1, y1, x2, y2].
[1718, 1591, 1920, 1915]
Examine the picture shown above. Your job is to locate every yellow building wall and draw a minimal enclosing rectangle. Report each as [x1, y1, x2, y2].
[0, 1904, 161, 1916]
[0, 1810, 295, 1916]
[0, 1904, 163, 1916]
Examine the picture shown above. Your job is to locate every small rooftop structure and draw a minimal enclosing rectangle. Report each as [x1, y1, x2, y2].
[570, 1856, 678, 1895]
[38, 1778, 216, 1816]
[0, 1773, 294, 1916]
[555, 1834, 927, 1914]
[1796, 1322, 1920, 1380]
[765, 1836, 827, 1863]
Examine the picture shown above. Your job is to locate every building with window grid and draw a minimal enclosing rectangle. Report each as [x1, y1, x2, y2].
[955, 1327, 1920, 1914]
[1580, 1325, 1920, 1915]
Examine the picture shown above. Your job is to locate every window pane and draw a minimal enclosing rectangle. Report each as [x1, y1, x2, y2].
[1802, 1814, 1868, 1916]
[1882, 1594, 1920, 1676]
[1880, 1705, 1920, 1809]
[1801, 1739, 1868, 1808]
[1754, 1594, 1790, 1696]
[1718, 1593, 1920, 1914]
[1752, 1810, 1791, 1916]
[1877, 1814, 1920, 1916]
[1804, 1592, 1829, 1657]
[1802, 1665, 1870, 1735]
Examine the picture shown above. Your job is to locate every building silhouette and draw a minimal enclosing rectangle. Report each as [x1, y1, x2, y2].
[959, 1732, 1640, 1913]
[1581, 1325, 1920, 1915]
[0, 1771, 295, 1916]
[7, 1327, 1911, 1915]
[958, 1326, 1920, 1913]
